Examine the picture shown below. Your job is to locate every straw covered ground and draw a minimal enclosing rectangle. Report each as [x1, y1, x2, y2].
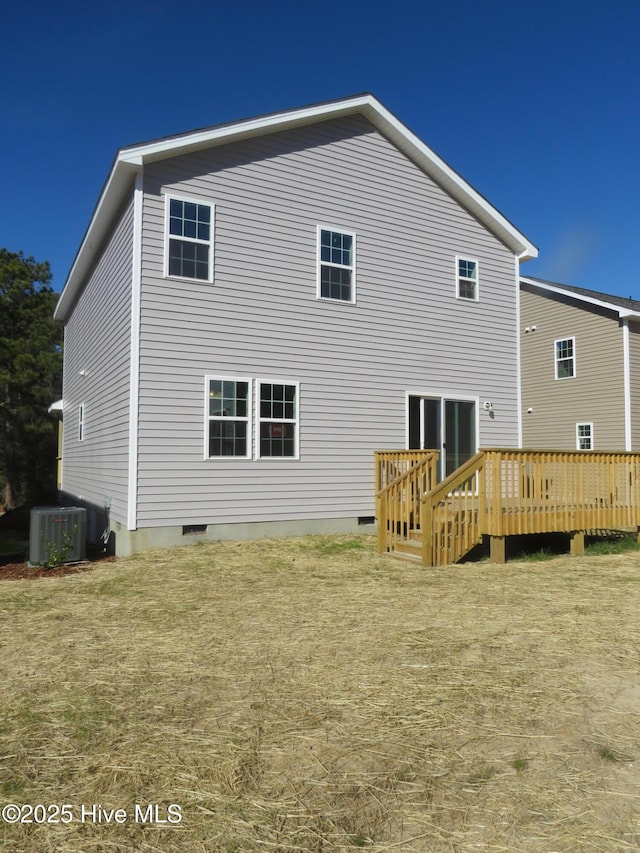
[1, 535, 640, 852]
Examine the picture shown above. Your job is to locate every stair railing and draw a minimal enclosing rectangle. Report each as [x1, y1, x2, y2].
[421, 451, 486, 566]
[376, 451, 439, 556]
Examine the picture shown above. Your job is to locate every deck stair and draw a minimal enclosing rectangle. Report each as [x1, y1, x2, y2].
[376, 449, 640, 566]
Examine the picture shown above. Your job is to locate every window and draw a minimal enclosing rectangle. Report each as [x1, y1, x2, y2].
[456, 257, 478, 300]
[206, 378, 251, 458]
[555, 337, 575, 379]
[166, 196, 213, 281]
[78, 403, 84, 442]
[318, 227, 355, 302]
[577, 423, 593, 450]
[258, 381, 298, 458]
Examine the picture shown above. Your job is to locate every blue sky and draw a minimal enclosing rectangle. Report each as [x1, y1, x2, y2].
[2, 0, 639, 297]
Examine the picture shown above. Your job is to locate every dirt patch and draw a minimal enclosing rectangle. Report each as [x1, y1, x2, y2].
[0, 555, 115, 580]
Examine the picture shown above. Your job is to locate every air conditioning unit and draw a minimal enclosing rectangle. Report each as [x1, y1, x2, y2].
[29, 507, 87, 566]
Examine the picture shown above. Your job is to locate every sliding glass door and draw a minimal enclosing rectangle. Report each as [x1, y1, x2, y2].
[408, 395, 476, 480]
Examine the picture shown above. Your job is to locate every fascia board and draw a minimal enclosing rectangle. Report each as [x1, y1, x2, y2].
[54, 160, 139, 322]
[520, 276, 640, 319]
[360, 100, 538, 261]
[118, 94, 537, 259]
[57, 94, 537, 322]
[118, 94, 375, 164]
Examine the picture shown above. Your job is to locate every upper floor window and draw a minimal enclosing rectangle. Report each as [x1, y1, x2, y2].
[555, 337, 575, 379]
[166, 196, 213, 282]
[318, 227, 355, 303]
[576, 422, 593, 450]
[206, 378, 251, 458]
[258, 381, 299, 458]
[456, 257, 478, 301]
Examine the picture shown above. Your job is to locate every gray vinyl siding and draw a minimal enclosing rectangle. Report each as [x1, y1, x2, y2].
[61, 193, 134, 524]
[136, 115, 520, 527]
[628, 322, 640, 450]
[520, 284, 626, 450]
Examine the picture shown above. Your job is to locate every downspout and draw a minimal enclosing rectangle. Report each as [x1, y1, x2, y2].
[622, 317, 632, 451]
[127, 169, 143, 529]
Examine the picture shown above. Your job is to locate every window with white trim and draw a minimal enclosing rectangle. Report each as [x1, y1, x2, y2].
[576, 422, 593, 450]
[78, 403, 84, 442]
[318, 227, 355, 302]
[206, 378, 251, 458]
[555, 337, 575, 379]
[167, 196, 213, 281]
[258, 381, 298, 458]
[456, 257, 478, 300]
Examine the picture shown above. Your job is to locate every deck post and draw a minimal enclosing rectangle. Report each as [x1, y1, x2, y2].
[490, 535, 506, 564]
[570, 530, 585, 557]
[422, 498, 433, 567]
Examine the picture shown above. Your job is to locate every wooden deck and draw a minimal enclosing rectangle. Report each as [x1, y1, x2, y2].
[376, 449, 640, 566]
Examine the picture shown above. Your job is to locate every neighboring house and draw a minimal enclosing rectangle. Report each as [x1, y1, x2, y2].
[54, 94, 537, 556]
[520, 276, 640, 451]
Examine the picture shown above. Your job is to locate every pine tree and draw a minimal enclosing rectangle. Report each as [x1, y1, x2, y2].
[0, 249, 62, 508]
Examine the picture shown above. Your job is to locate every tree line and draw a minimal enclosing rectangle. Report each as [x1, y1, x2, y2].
[0, 249, 62, 509]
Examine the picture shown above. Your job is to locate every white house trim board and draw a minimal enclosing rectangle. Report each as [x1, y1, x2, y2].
[316, 225, 357, 304]
[163, 193, 215, 284]
[55, 95, 538, 324]
[521, 277, 640, 320]
[255, 379, 301, 461]
[622, 318, 632, 451]
[203, 376, 253, 461]
[404, 390, 481, 469]
[515, 257, 523, 448]
[117, 95, 538, 261]
[455, 255, 479, 302]
[127, 171, 143, 531]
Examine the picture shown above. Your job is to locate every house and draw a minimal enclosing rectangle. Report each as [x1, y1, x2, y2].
[520, 276, 640, 452]
[54, 94, 537, 556]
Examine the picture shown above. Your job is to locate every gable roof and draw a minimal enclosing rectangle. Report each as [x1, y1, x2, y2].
[55, 93, 538, 321]
[521, 275, 640, 319]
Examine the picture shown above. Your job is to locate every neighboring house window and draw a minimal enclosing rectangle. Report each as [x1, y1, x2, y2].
[166, 196, 213, 281]
[555, 337, 576, 379]
[258, 381, 298, 458]
[207, 378, 251, 458]
[456, 257, 478, 300]
[576, 423, 593, 450]
[78, 403, 84, 442]
[318, 227, 355, 302]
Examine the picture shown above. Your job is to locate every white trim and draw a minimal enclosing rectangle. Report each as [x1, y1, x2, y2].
[554, 335, 576, 380]
[255, 379, 300, 460]
[115, 95, 537, 258]
[515, 257, 523, 448]
[56, 95, 537, 323]
[127, 171, 143, 531]
[521, 277, 640, 320]
[316, 225, 356, 304]
[204, 376, 253, 460]
[576, 422, 594, 451]
[405, 390, 479, 479]
[164, 193, 214, 284]
[622, 317, 632, 451]
[455, 255, 479, 301]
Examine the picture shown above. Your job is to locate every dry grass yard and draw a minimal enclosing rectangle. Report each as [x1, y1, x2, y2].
[1, 535, 640, 852]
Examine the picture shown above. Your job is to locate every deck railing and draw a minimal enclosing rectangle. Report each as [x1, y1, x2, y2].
[482, 449, 640, 536]
[377, 448, 640, 566]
